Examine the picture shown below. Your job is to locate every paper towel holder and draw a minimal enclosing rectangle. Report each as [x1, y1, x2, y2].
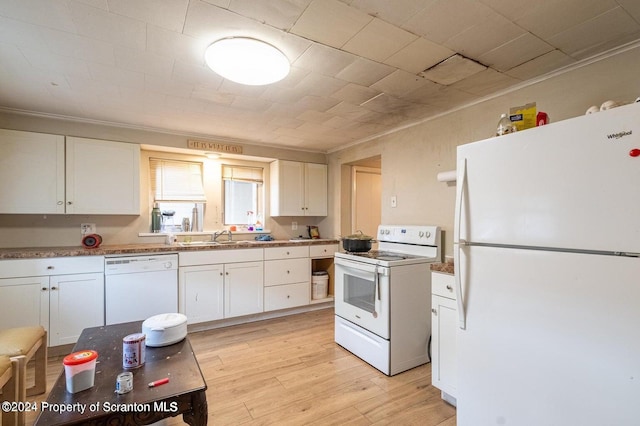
[436, 170, 457, 183]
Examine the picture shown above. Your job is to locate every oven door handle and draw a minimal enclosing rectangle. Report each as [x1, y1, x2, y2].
[374, 265, 380, 301]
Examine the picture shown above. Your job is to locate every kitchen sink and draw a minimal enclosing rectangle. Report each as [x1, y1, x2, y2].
[177, 241, 220, 247]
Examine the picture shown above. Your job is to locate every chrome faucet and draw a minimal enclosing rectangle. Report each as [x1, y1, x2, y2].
[212, 230, 233, 242]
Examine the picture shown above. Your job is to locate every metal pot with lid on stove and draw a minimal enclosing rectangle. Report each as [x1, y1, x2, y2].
[341, 230, 375, 252]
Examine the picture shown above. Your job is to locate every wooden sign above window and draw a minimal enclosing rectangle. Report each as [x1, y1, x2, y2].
[187, 139, 243, 154]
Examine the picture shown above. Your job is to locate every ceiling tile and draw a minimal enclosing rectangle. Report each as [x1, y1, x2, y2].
[75, 0, 108, 10]
[294, 73, 348, 97]
[331, 83, 381, 105]
[444, 12, 526, 59]
[547, 7, 640, 58]
[326, 101, 375, 121]
[19, 46, 91, 79]
[147, 25, 207, 65]
[403, 0, 494, 44]
[478, 33, 554, 72]
[420, 54, 487, 85]
[292, 43, 356, 77]
[228, 0, 312, 31]
[384, 37, 455, 74]
[295, 95, 341, 112]
[0, 0, 76, 32]
[513, 0, 619, 39]
[335, 57, 395, 86]
[88, 62, 145, 89]
[106, 0, 189, 32]
[618, 0, 640, 21]
[451, 68, 520, 96]
[0, 16, 49, 50]
[290, 0, 372, 48]
[41, 29, 115, 66]
[371, 69, 431, 97]
[505, 50, 575, 80]
[347, 0, 432, 27]
[69, 1, 146, 50]
[115, 47, 175, 79]
[342, 18, 417, 62]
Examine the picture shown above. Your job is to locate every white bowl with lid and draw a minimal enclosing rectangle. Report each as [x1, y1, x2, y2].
[142, 313, 187, 347]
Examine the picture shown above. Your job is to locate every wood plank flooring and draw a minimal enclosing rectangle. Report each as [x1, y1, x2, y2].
[25, 308, 456, 425]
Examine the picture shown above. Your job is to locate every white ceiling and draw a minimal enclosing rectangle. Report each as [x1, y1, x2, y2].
[1, 0, 639, 152]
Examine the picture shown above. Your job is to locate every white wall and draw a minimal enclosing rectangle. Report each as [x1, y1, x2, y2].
[328, 44, 640, 259]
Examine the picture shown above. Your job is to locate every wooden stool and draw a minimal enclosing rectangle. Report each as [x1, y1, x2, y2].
[0, 327, 47, 397]
[0, 354, 24, 426]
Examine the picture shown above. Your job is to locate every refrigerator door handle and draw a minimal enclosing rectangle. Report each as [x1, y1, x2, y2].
[454, 158, 467, 330]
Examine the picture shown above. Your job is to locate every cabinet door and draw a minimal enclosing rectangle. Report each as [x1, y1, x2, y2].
[179, 264, 224, 324]
[304, 163, 327, 216]
[0, 129, 65, 214]
[0, 276, 49, 331]
[431, 294, 457, 397]
[65, 137, 140, 214]
[49, 273, 104, 346]
[270, 160, 305, 216]
[224, 261, 263, 318]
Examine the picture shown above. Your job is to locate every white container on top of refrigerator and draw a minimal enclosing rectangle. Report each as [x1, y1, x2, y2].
[454, 102, 640, 426]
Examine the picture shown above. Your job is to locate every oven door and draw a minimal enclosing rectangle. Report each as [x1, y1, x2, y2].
[334, 257, 390, 339]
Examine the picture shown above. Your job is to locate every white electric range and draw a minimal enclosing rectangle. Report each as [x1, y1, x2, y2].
[334, 225, 441, 375]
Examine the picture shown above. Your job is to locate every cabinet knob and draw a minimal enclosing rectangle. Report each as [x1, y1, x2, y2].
[41, 287, 48, 291]
[287, 295, 290, 299]
[57, 201, 63, 205]
[286, 270, 290, 274]
[446, 285, 453, 291]
[220, 272, 223, 276]
[67, 201, 73, 205]
[47, 266, 54, 270]
[431, 308, 437, 315]
[51, 286, 58, 291]
[225, 272, 229, 275]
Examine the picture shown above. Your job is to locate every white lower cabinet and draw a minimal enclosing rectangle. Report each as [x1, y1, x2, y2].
[224, 261, 264, 318]
[264, 247, 310, 312]
[0, 257, 104, 347]
[179, 249, 264, 324]
[179, 264, 224, 324]
[431, 271, 457, 404]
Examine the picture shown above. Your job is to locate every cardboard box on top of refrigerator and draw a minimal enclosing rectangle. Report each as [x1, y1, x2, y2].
[509, 102, 537, 131]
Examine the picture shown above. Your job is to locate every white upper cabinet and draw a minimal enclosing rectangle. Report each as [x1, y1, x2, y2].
[0, 129, 65, 214]
[66, 137, 140, 215]
[270, 160, 327, 216]
[0, 130, 140, 215]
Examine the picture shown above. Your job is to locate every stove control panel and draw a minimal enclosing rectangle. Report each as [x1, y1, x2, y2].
[377, 225, 440, 246]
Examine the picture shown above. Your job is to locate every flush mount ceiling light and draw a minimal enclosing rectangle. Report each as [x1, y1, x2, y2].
[204, 37, 290, 86]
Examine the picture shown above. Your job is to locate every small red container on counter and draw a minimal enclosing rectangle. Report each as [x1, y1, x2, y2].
[536, 111, 549, 126]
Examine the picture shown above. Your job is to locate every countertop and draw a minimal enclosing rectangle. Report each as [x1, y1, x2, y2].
[430, 261, 454, 274]
[0, 239, 340, 260]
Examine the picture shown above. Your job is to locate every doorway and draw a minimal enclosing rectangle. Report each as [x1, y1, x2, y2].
[351, 159, 381, 240]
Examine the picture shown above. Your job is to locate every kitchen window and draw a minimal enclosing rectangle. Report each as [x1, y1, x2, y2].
[150, 158, 206, 231]
[222, 165, 263, 226]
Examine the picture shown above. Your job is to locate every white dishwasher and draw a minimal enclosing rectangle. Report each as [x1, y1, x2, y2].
[104, 254, 178, 325]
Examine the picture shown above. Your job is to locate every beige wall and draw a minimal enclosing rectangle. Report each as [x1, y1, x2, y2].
[0, 112, 328, 248]
[327, 45, 640, 259]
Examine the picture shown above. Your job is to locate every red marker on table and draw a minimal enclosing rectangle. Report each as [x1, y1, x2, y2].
[148, 377, 169, 388]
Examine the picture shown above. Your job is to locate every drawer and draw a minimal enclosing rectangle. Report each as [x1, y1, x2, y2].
[0, 256, 104, 278]
[179, 248, 263, 266]
[264, 245, 309, 260]
[264, 258, 310, 286]
[432, 271, 456, 300]
[264, 282, 309, 311]
[309, 244, 338, 258]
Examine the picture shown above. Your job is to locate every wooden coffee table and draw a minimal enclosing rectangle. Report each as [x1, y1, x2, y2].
[34, 321, 207, 425]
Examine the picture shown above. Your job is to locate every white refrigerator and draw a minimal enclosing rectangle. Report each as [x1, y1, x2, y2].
[454, 102, 640, 425]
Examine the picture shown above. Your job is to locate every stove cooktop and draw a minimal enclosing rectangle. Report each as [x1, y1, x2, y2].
[335, 250, 437, 267]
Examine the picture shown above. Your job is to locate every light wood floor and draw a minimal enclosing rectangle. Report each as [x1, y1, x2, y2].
[25, 308, 456, 425]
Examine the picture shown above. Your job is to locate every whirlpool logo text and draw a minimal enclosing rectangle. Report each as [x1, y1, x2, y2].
[607, 130, 632, 139]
